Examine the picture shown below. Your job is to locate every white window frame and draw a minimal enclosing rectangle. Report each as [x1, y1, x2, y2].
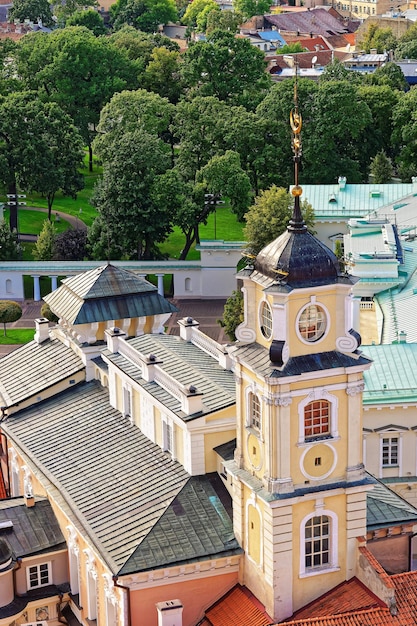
[26, 562, 51, 589]
[162, 416, 176, 459]
[296, 298, 330, 345]
[299, 510, 339, 577]
[378, 431, 403, 476]
[259, 300, 273, 339]
[123, 383, 132, 421]
[298, 390, 338, 445]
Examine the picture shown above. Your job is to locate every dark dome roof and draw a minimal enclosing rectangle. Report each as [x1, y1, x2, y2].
[0, 537, 13, 570]
[254, 216, 343, 289]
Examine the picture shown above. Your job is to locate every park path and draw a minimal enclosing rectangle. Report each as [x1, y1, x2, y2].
[19, 207, 88, 241]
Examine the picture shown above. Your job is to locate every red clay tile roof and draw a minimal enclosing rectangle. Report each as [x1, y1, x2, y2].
[204, 585, 272, 626]
[287, 578, 385, 620]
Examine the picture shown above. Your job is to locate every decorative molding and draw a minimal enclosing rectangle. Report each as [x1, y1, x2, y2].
[346, 383, 365, 396]
[66, 525, 79, 557]
[83, 549, 98, 580]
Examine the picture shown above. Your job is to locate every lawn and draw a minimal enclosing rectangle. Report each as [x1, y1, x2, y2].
[0, 328, 35, 344]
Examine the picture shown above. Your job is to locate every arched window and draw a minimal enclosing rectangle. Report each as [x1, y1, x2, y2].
[185, 277, 191, 292]
[304, 400, 330, 440]
[300, 510, 338, 576]
[249, 393, 261, 431]
[5, 279, 12, 294]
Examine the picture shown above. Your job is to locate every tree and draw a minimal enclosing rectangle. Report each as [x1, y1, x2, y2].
[110, 0, 178, 32]
[33, 220, 56, 261]
[15, 28, 137, 171]
[110, 26, 179, 63]
[142, 47, 183, 103]
[66, 9, 107, 35]
[87, 215, 127, 260]
[218, 289, 243, 341]
[320, 58, 351, 82]
[370, 150, 394, 183]
[205, 9, 242, 34]
[0, 93, 85, 221]
[182, 0, 218, 27]
[392, 88, 417, 180]
[244, 186, 315, 255]
[8, 0, 53, 26]
[357, 23, 397, 53]
[54, 229, 88, 260]
[0, 301, 22, 336]
[233, 0, 270, 19]
[366, 62, 407, 91]
[0, 221, 21, 260]
[180, 30, 271, 108]
[91, 129, 173, 260]
[40, 302, 59, 323]
[94, 89, 174, 161]
[279, 42, 305, 54]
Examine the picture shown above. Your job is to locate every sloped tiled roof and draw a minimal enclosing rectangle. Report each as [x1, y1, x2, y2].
[366, 475, 417, 530]
[204, 585, 272, 625]
[103, 333, 236, 419]
[2, 382, 238, 575]
[44, 263, 177, 325]
[287, 578, 385, 620]
[0, 497, 66, 557]
[265, 9, 350, 36]
[0, 338, 84, 408]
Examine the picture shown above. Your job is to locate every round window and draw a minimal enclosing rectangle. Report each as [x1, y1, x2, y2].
[260, 301, 273, 339]
[298, 304, 327, 342]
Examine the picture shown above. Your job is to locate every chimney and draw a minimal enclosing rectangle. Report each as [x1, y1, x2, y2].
[24, 494, 35, 508]
[338, 176, 347, 190]
[156, 600, 183, 626]
[34, 318, 50, 344]
[398, 330, 407, 343]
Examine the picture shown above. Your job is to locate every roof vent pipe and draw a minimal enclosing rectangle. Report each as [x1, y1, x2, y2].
[338, 176, 347, 190]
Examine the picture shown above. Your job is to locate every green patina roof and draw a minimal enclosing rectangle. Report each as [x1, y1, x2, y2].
[296, 183, 414, 219]
[362, 343, 417, 404]
[44, 263, 177, 325]
[367, 474, 417, 530]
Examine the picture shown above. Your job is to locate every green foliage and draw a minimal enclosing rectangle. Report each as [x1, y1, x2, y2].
[320, 58, 351, 82]
[366, 62, 407, 91]
[182, 0, 217, 26]
[91, 129, 173, 259]
[392, 88, 417, 180]
[279, 42, 305, 54]
[0, 221, 21, 260]
[142, 47, 183, 103]
[180, 30, 271, 107]
[8, 0, 53, 26]
[370, 150, 394, 183]
[0, 300, 22, 336]
[244, 186, 315, 255]
[111, 0, 178, 32]
[66, 10, 107, 35]
[205, 10, 243, 34]
[232, 0, 270, 19]
[40, 302, 59, 323]
[54, 228, 87, 260]
[87, 214, 127, 260]
[357, 24, 397, 53]
[33, 219, 56, 261]
[218, 289, 244, 341]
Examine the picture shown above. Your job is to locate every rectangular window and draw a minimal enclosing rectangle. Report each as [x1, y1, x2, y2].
[305, 516, 329, 569]
[27, 563, 50, 589]
[250, 394, 261, 431]
[304, 400, 329, 439]
[382, 437, 398, 466]
[163, 420, 173, 453]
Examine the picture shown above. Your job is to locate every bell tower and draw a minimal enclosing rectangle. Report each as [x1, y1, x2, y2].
[228, 77, 373, 621]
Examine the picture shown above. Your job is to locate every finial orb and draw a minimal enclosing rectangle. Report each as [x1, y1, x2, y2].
[291, 185, 303, 197]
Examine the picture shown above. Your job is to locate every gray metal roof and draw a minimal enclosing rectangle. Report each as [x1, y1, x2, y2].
[0, 338, 84, 409]
[44, 264, 177, 325]
[103, 334, 236, 419]
[3, 382, 238, 575]
[232, 343, 372, 379]
[362, 343, 417, 404]
[0, 497, 66, 558]
[367, 474, 417, 530]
